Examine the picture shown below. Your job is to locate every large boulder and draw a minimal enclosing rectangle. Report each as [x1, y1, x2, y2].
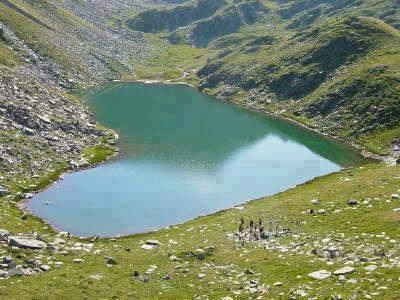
[8, 236, 47, 249]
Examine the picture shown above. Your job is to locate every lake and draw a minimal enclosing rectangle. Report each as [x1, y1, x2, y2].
[26, 83, 364, 237]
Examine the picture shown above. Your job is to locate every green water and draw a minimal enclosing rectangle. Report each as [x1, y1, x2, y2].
[27, 83, 364, 237]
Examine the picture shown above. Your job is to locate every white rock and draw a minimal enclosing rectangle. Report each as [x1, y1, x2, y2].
[140, 244, 154, 250]
[145, 240, 160, 246]
[333, 266, 356, 275]
[308, 270, 332, 280]
[365, 265, 378, 272]
[89, 274, 103, 281]
[8, 236, 47, 249]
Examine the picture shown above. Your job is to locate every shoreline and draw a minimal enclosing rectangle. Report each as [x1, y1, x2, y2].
[14, 79, 384, 240]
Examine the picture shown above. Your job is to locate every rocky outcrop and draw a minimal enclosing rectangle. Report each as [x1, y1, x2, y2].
[127, 0, 226, 33]
[187, 1, 268, 47]
[8, 236, 47, 249]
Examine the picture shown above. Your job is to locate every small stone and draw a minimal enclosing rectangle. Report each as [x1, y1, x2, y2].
[0, 229, 9, 239]
[294, 290, 307, 297]
[198, 273, 206, 280]
[40, 265, 51, 271]
[169, 255, 179, 262]
[391, 194, 400, 199]
[365, 265, 378, 272]
[273, 282, 283, 287]
[3, 256, 12, 264]
[310, 199, 319, 205]
[244, 268, 255, 275]
[0, 188, 9, 197]
[145, 240, 160, 246]
[73, 259, 84, 263]
[140, 244, 154, 250]
[163, 274, 170, 280]
[89, 274, 103, 281]
[333, 267, 355, 275]
[308, 270, 331, 280]
[105, 257, 117, 265]
[346, 199, 359, 206]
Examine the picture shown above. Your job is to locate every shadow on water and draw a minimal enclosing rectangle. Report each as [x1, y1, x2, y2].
[90, 83, 364, 168]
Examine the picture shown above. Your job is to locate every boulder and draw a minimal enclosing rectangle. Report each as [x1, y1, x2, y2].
[308, 270, 332, 280]
[8, 236, 47, 249]
[6, 266, 34, 278]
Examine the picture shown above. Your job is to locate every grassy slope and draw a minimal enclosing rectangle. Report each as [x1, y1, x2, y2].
[131, 35, 214, 85]
[0, 163, 399, 298]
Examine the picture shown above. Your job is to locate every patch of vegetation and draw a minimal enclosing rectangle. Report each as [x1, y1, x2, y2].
[82, 145, 114, 165]
[132, 36, 214, 83]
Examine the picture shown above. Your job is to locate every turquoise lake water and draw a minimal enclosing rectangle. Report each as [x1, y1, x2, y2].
[27, 83, 364, 237]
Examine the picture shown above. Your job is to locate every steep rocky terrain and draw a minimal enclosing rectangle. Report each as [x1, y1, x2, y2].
[127, 0, 271, 46]
[0, 0, 152, 197]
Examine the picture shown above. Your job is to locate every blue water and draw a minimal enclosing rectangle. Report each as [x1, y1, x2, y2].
[27, 83, 364, 237]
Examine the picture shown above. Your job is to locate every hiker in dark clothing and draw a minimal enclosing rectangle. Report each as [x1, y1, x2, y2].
[238, 217, 245, 240]
[239, 217, 244, 233]
[249, 220, 256, 241]
[258, 218, 266, 239]
[249, 220, 254, 234]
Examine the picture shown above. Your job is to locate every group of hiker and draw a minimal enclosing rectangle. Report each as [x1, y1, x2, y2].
[237, 217, 282, 242]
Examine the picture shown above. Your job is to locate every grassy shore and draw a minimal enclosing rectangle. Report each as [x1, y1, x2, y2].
[1, 160, 399, 299]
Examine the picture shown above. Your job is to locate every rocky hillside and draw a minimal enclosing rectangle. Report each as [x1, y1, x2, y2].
[127, 0, 270, 46]
[197, 15, 400, 155]
[127, 0, 227, 33]
[0, 0, 151, 195]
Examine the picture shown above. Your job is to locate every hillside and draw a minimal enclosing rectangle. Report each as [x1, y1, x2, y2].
[197, 16, 400, 155]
